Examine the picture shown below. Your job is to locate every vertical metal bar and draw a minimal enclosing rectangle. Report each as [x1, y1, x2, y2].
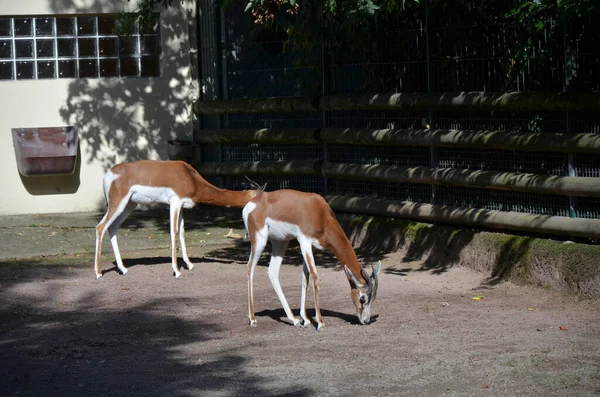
[74, 17, 79, 78]
[10, 18, 15, 80]
[215, 1, 225, 187]
[321, 28, 328, 195]
[563, 22, 576, 218]
[53, 17, 58, 79]
[214, 2, 224, 152]
[219, 6, 228, 129]
[32, 18, 37, 79]
[425, 0, 437, 205]
[197, 0, 223, 184]
[195, 0, 203, 131]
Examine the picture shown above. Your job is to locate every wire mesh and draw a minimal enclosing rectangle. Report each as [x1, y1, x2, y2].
[433, 110, 566, 133]
[224, 175, 325, 195]
[328, 144, 430, 167]
[574, 154, 600, 178]
[437, 148, 567, 176]
[331, 24, 428, 93]
[326, 110, 428, 129]
[206, 6, 600, 224]
[227, 112, 321, 129]
[222, 143, 323, 162]
[327, 180, 432, 203]
[573, 197, 600, 219]
[570, 111, 600, 218]
[570, 111, 600, 134]
[436, 186, 570, 217]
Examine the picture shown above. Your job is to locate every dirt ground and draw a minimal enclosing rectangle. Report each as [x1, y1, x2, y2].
[1, 238, 599, 396]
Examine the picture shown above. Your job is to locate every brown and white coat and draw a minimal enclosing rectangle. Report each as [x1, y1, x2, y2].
[94, 160, 264, 279]
[242, 189, 380, 330]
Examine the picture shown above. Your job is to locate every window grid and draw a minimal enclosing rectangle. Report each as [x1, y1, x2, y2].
[0, 14, 160, 80]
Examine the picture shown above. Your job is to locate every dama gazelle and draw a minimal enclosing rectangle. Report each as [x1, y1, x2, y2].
[242, 189, 381, 330]
[94, 160, 265, 279]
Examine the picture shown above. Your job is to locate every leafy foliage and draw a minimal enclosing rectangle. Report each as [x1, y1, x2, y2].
[124, 0, 600, 91]
[115, 0, 173, 35]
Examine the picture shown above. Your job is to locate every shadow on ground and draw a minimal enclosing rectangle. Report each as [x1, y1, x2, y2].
[91, 206, 246, 235]
[0, 263, 312, 397]
[205, 237, 387, 272]
[255, 308, 366, 329]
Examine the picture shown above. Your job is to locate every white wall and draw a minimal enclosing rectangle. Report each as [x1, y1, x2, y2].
[0, 0, 198, 214]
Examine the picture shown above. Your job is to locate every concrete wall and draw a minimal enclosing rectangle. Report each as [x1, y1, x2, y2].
[1, 0, 198, 215]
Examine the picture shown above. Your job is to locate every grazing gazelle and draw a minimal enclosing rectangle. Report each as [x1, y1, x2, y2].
[94, 160, 265, 279]
[242, 189, 381, 330]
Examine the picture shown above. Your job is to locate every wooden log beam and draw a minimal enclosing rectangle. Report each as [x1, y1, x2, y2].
[195, 128, 600, 153]
[196, 128, 320, 144]
[194, 96, 317, 115]
[193, 92, 600, 115]
[318, 92, 600, 112]
[196, 160, 322, 177]
[321, 128, 600, 153]
[322, 163, 600, 197]
[326, 195, 600, 239]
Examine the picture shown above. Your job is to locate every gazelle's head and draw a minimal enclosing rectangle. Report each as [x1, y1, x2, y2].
[344, 261, 381, 325]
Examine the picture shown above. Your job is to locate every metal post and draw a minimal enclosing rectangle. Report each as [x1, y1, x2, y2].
[214, 2, 226, 186]
[564, 22, 576, 218]
[321, 29, 329, 195]
[218, 6, 228, 130]
[197, 0, 223, 185]
[425, 0, 437, 205]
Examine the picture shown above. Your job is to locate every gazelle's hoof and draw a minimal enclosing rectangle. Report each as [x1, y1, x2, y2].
[300, 319, 311, 328]
[95, 273, 102, 279]
[174, 272, 182, 278]
[120, 268, 128, 275]
[186, 262, 195, 270]
[292, 317, 302, 327]
[316, 323, 325, 331]
[249, 319, 257, 327]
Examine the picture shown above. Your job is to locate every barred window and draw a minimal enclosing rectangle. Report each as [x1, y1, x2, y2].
[0, 14, 160, 80]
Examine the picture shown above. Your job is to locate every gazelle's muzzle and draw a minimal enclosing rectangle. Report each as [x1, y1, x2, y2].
[357, 306, 372, 325]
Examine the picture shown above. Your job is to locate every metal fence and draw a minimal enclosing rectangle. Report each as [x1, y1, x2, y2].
[196, 1, 600, 233]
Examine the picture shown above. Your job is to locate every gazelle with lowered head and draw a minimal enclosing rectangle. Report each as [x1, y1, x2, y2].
[95, 160, 265, 279]
[243, 189, 381, 330]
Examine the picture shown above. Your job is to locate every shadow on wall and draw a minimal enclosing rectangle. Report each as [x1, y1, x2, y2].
[48, 0, 201, 172]
[337, 211, 554, 291]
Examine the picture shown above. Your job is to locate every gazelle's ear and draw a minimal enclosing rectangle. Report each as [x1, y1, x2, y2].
[243, 176, 258, 189]
[372, 260, 382, 278]
[369, 261, 381, 302]
[344, 266, 363, 288]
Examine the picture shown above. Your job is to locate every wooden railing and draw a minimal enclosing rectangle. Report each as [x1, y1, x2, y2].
[194, 92, 600, 239]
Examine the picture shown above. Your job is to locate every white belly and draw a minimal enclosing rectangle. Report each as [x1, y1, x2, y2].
[129, 185, 179, 205]
[265, 218, 324, 249]
[265, 218, 299, 241]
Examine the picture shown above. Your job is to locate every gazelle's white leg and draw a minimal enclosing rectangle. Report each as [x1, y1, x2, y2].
[94, 194, 135, 279]
[299, 239, 324, 330]
[179, 216, 193, 270]
[94, 212, 109, 279]
[170, 200, 183, 278]
[247, 228, 267, 327]
[267, 240, 300, 326]
[178, 214, 194, 270]
[108, 230, 126, 275]
[299, 262, 311, 327]
[107, 201, 137, 275]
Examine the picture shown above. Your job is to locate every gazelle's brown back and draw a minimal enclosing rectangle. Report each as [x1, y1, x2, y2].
[109, 160, 200, 198]
[247, 190, 348, 249]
